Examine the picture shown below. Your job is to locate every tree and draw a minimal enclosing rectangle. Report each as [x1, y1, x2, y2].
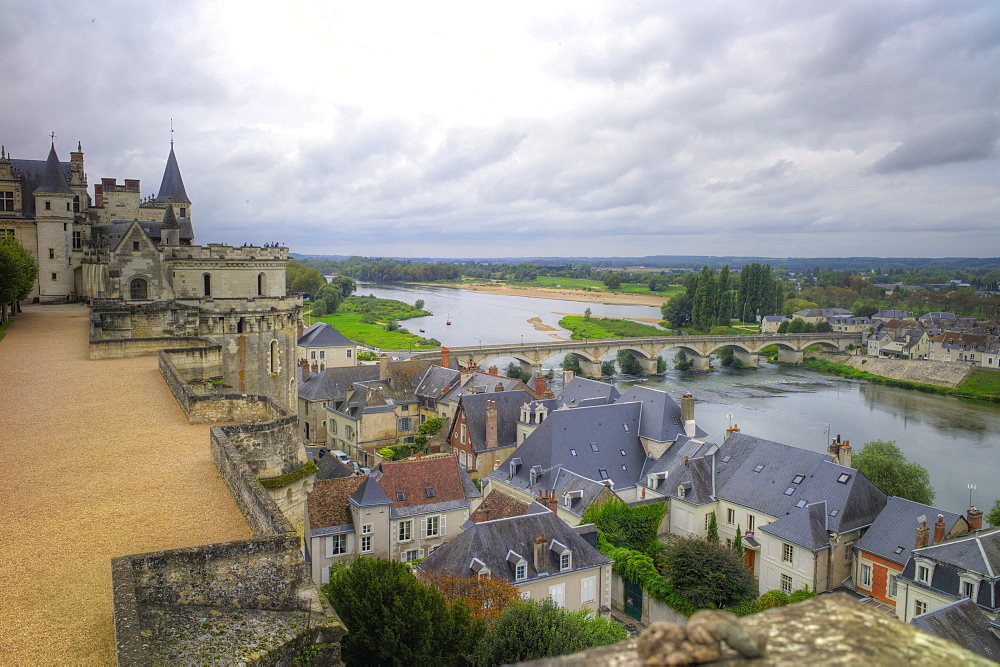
[853, 440, 935, 504]
[984, 499, 1000, 527]
[661, 293, 692, 328]
[413, 416, 447, 448]
[674, 349, 693, 371]
[475, 598, 626, 665]
[331, 275, 357, 298]
[707, 512, 719, 542]
[656, 355, 667, 373]
[0, 235, 38, 322]
[286, 260, 326, 295]
[815, 321, 833, 333]
[601, 360, 616, 376]
[505, 361, 523, 379]
[616, 349, 643, 375]
[659, 537, 758, 610]
[787, 317, 806, 333]
[561, 353, 581, 373]
[584, 307, 592, 319]
[733, 526, 743, 553]
[602, 272, 622, 290]
[309, 282, 344, 317]
[415, 298, 425, 310]
[324, 558, 483, 666]
[418, 571, 520, 625]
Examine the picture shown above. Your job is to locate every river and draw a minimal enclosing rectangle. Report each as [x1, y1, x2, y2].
[354, 282, 999, 516]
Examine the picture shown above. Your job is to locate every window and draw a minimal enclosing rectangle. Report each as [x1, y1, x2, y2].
[425, 487, 435, 498]
[310, 351, 316, 359]
[780, 574, 793, 594]
[590, 443, 599, 452]
[599, 469, 609, 480]
[398, 520, 411, 541]
[129, 277, 148, 300]
[51, 273, 57, 281]
[0, 229, 14, 237]
[747, 515, 755, 531]
[180, 207, 186, 217]
[326, 534, 346, 556]
[783, 487, 795, 496]
[347, 349, 352, 358]
[581, 576, 596, 603]
[963, 581, 975, 599]
[48, 248, 55, 259]
[837, 473, 851, 484]
[792, 474, 805, 484]
[721, 455, 732, 463]
[560, 551, 572, 571]
[396, 490, 405, 502]
[398, 417, 412, 432]
[795, 499, 808, 508]
[131, 240, 139, 251]
[424, 515, 443, 538]
[914, 600, 926, 616]
[345, 425, 354, 440]
[861, 564, 871, 587]
[753, 464, 764, 473]
[73, 195, 80, 213]
[269, 340, 279, 374]
[783, 543, 794, 564]
[0, 191, 13, 211]
[45, 201, 51, 210]
[917, 565, 929, 583]
[725, 538, 733, 548]
[548, 583, 566, 608]
[515, 563, 527, 581]
[330, 421, 336, 435]
[402, 549, 420, 563]
[203, 273, 212, 296]
[72, 231, 82, 249]
[889, 575, 898, 598]
[725, 508, 736, 525]
[460, 423, 466, 443]
[401, 404, 408, 412]
[361, 535, 372, 552]
[361, 524, 373, 535]
[319, 350, 325, 359]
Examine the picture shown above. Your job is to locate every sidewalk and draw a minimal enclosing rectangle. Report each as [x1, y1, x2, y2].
[0, 304, 251, 663]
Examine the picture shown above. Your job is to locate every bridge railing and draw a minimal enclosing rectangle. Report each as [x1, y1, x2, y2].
[436, 332, 862, 353]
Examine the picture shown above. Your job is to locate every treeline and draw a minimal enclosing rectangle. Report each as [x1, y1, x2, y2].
[661, 263, 783, 330]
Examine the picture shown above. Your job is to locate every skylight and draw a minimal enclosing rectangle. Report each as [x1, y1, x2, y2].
[591, 443, 600, 452]
[792, 474, 805, 484]
[721, 455, 732, 463]
[396, 491, 405, 501]
[795, 499, 807, 508]
[830, 509, 840, 517]
[623, 424, 629, 432]
[783, 487, 795, 496]
[837, 473, 851, 484]
[894, 546, 905, 554]
[570, 449, 577, 456]
[753, 464, 765, 473]
[599, 469, 609, 480]
[425, 487, 435, 498]
[620, 450, 627, 456]
[621, 465, 627, 471]
[672, 417, 679, 425]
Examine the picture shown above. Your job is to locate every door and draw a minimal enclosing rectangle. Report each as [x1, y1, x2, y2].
[624, 579, 642, 621]
[744, 548, 756, 572]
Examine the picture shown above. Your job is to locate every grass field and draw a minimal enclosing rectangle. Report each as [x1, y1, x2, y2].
[306, 296, 437, 350]
[954, 369, 1000, 401]
[558, 315, 675, 340]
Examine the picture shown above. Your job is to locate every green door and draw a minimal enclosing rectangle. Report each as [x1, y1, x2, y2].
[624, 579, 642, 622]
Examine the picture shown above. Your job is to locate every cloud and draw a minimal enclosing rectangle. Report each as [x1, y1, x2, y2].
[871, 115, 1000, 173]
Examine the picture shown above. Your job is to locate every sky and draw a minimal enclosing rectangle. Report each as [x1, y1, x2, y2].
[3, 1, 999, 259]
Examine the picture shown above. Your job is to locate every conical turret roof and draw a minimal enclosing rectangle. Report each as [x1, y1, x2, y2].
[161, 202, 179, 228]
[34, 143, 72, 195]
[153, 144, 190, 204]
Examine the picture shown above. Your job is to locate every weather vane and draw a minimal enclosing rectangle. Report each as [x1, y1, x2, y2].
[170, 118, 174, 147]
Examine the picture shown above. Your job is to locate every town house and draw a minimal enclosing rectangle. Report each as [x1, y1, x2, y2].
[297, 322, 358, 371]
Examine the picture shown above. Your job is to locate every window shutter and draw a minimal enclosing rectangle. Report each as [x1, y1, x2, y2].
[421, 517, 427, 539]
[326, 536, 333, 555]
[418, 548, 425, 558]
[440, 515, 447, 536]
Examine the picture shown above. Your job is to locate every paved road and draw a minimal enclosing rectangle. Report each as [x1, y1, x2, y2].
[0, 304, 251, 663]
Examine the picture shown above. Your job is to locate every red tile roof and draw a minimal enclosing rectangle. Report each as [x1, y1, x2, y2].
[378, 454, 466, 508]
[308, 476, 366, 529]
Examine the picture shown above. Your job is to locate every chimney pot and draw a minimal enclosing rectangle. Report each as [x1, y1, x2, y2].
[488, 365, 498, 376]
[933, 514, 946, 543]
[968, 506, 983, 531]
[915, 520, 930, 548]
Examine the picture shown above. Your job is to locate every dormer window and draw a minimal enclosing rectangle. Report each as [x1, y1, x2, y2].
[529, 466, 542, 486]
[677, 484, 686, 499]
[509, 457, 522, 478]
[647, 471, 666, 488]
[507, 550, 528, 581]
[396, 490, 405, 501]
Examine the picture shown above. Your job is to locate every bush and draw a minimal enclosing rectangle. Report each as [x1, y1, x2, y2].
[601, 360, 616, 376]
[658, 537, 758, 611]
[674, 349, 693, 371]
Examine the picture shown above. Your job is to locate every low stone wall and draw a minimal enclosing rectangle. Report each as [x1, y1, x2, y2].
[90, 336, 211, 360]
[812, 352, 974, 388]
[218, 415, 305, 479]
[159, 347, 286, 424]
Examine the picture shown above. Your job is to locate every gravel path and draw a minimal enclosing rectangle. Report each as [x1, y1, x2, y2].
[0, 304, 252, 664]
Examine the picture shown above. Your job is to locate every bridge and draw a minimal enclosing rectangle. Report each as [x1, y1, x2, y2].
[410, 333, 863, 375]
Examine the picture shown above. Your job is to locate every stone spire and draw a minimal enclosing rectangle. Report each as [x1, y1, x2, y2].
[153, 144, 190, 204]
[161, 201, 179, 228]
[34, 143, 72, 194]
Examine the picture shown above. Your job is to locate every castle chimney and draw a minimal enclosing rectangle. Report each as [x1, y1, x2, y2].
[915, 520, 929, 548]
[300, 358, 310, 381]
[968, 506, 983, 531]
[839, 440, 852, 468]
[725, 424, 740, 441]
[485, 400, 499, 449]
[379, 354, 389, 381]
[681, 393, 696, 437]
[440, 347, 450, 369]
[488, 365, 498, 376]
[534, 373, 547, 397]
[933, 514, 946, 544]
[534, 534, 548, 573]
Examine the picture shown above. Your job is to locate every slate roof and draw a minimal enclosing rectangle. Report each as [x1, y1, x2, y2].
[441, 372, 525, 404]
[416, 506, 612, 583]
[670, 432, 887, 549]
[857, 497, 965, 566]
[457, 390, 533, 453]
[557, 377, 620, 407]
[94, 218, 195, 247]
[349, 473, 393, 507]
[153, 144, 190, 204]
[910, 599, 1000, 662]
[762, 501, 832, 551]
[354, 360, 436, 402]
[617, 385, 707, 441]
[415, 365, 462, 402]
[489, 400, 649, 493]
[315, 454, 356, 481]
[548, 468, 611, 517]
[9, 154, 72, 217]
[309, 476, 366, 529]
[35, 144, 73, 194]
[298, 322, 356, 348]
[910, 527, 1000, 576]
[300, 365, 380, 402]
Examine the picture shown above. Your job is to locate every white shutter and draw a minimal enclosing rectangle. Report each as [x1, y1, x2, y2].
[439, 515, 447, 536]
[421, 517, 428, 539]
[325, 536, 333, 556]
[322, 566, 330, 585]
[418, 548, 425, 558]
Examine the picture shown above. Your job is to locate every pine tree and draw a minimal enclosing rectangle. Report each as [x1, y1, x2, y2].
[707, 511, 719, 542]
[733, 525, 743, 553]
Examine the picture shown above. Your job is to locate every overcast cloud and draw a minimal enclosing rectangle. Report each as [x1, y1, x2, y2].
[3, 1, 999, 258]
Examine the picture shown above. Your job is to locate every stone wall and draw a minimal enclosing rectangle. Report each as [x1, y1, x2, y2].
[813, 352, 974, 388]
[218, 415, 306, 479]
[90, 336, 210, 360]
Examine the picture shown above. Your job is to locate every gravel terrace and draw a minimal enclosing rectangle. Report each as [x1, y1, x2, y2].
[0, 304, 252, 664]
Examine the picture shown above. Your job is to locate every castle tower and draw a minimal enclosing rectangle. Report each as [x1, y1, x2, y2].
[33, 142, 75, 301]
[153, 143, 191, 221]
[160, 201, 180, 246]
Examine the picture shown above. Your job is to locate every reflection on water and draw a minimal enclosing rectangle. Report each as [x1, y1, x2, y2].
[350, 282, 1000, 515]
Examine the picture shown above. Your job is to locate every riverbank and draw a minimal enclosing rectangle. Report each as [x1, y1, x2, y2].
[416, 281, 668, 307]
[807, 352, 973, 388]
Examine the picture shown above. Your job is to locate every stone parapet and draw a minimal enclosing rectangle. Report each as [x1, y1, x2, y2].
[166, 244, 288, 262]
